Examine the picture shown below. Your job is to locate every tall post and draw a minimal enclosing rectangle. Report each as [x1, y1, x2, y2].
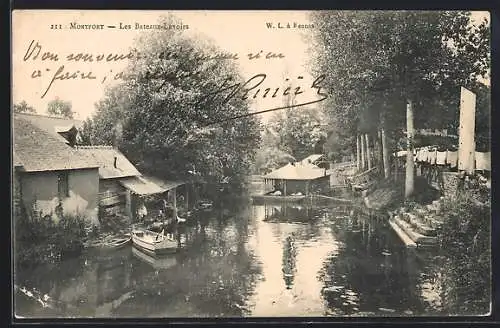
[356, 135, 361, 171]
[381, 128, 390, 179]
[173, 188, 177, 219]
[458, 87, 477, 174]
[360, 134, 366, 171]
[405, 100, 415, 198]
[365, 134, 372, 170]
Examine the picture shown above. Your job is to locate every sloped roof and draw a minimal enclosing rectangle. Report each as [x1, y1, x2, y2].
[263, 162, 329, 180]
[15, 113, 83, 144]
[119, 176, 166, 195]
[75, 146, 141, 179]
[13, 116, 99, 172]
[142, 175, 186, 191]
[299, 154, 324, 165]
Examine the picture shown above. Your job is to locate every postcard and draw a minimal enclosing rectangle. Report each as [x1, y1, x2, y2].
[11, 10, 491, 319]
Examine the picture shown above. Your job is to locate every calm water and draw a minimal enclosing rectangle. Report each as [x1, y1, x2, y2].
[15, 199, 456, 318]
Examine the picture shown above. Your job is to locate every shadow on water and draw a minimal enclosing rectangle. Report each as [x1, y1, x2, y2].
[15, 195, 475, 318]
[15, 198, 262, 318]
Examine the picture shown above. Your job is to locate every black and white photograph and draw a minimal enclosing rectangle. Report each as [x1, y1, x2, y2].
[11, 10, 491, 318]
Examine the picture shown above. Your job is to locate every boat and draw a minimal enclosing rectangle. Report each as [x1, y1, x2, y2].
[103, 236, 131, 249]
[251, 193, 307, 203]
[131, 228, 179, 255]
[132, 247, 178, 270]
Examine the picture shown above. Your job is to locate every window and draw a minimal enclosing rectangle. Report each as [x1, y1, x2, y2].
[57, 171, 69, 199]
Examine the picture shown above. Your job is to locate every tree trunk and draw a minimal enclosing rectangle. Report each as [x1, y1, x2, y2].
[360, 134, 366, 171]
[381, 128, 390, 179]
[405, 100, 415, 198]
[365, 134, 372, 170]
[356, 135, 361, 171]
[376, 130, 382, 168]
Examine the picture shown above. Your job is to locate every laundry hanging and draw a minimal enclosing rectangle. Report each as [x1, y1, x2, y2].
[446, 151, 458, 168]
[475, 151, 491, 171]
[436, 151, 447, 165]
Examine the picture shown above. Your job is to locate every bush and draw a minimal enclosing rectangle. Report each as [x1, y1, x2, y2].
[15, 203, 88, 269]
[436, 192, 491, 315]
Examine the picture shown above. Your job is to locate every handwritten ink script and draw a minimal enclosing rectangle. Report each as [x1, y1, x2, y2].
[23, 40, 290, 98]
[197, 74, 328, 125]
[21, 40, 328, 116]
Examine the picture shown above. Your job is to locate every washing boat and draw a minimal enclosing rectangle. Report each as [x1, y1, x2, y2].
[251, 192, 307, 203]
[131, 228, 178, 255]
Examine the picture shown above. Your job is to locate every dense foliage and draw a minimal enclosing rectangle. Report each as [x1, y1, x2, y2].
[80, 15, 261, 189]
[253, 107, 328, 173]
[436, 192, 491, 314]
[309, 11, 490, 155]
[15, 204, 87, 269]
[13, 100, 36, 114]
[47, 98, 75, 119]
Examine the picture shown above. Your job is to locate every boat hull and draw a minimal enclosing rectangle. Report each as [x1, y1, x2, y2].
[251, 195, 306, 203]
[105, 237, 131, 249]
[131, 230, 178, 255]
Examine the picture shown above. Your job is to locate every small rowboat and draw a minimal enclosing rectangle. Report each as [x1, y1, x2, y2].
[131, 229, 178, 255]
[103, 236, 131, 249]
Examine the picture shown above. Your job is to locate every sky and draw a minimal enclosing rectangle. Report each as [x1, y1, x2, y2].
[12, 10, 317, 120]
[12, 10, 490, 120]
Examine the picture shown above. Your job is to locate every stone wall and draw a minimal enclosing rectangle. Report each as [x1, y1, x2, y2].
[440, 172, 460, 198]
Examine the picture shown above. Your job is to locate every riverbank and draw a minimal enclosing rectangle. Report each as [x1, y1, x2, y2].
[357, 174, 491, 314]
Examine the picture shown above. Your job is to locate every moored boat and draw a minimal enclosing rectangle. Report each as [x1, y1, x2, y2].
[251, 194, 306, 203]
[103, 236, 131, 249]
[131, 229, 178, 255]
[132, 247, 178, 270]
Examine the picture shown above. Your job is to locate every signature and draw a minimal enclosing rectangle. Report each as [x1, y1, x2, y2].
[194, 73, 328, 126]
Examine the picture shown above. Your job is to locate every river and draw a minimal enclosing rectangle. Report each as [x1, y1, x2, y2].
[14, 199, 475, 318]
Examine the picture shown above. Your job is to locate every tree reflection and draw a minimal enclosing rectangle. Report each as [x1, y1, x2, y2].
[319, 210, 426, 316]
[115, 199, 262, 317]
[282, 235, 297, 289]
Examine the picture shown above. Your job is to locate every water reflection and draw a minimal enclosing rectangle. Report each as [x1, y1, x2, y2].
[282, 235, 297, 289]
[15, 199, 478, 318]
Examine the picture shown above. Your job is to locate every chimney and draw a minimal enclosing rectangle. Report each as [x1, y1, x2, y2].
[114, 156, 117, 168]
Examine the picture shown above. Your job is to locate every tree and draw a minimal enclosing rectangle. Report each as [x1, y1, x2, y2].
[47, 98, 74, 119]
[13, 100, 36, 114]
[83, 15, 261, 189]
[310, 11, 490, 196]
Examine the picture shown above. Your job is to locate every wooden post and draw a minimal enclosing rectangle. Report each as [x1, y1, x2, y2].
[356, 135, 361, 171]
[458, 87, 477, 174]
[185, 184, 189, 210]
[283, 179, 287, 196]
[381, 128, 390, 179]
[405, 100, 415, 198]
[125, 189, 132, 219]
[365, 134, 372, 170]
[360, 134, 366, 170]
[172, 188, 177, 219]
